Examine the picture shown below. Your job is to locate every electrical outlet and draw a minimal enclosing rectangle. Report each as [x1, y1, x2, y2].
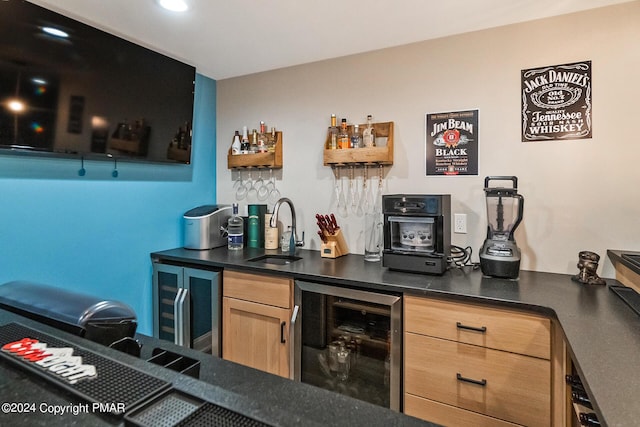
[454, 213, 467, 234]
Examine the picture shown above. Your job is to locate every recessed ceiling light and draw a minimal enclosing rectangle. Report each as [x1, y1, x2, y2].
[42, 26, 69, 38]
[7, 99, 26, 113]
[158, 0, 189, 12]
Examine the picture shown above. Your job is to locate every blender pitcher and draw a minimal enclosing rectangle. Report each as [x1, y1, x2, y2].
[479, 176, 524, 279]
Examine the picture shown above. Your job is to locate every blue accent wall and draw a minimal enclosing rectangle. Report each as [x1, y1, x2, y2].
[0, 73, 217, 335]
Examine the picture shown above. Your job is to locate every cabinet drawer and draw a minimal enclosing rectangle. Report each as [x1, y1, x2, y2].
[405, 333, 550, 426]
[405, 393, 520, 427]
[405, 296, 550, 359]
[223, 270, 291, 308]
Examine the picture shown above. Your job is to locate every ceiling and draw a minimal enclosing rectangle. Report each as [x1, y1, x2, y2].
[30, 0, 635, 80]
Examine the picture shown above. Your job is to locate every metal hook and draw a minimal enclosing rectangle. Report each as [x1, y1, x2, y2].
[78, 156, 86, 176]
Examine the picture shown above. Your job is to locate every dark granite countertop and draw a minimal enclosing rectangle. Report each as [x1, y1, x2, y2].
[0, 309, 432, 427]
[608, 249, 640, 276]
[152, 246, 640, 427]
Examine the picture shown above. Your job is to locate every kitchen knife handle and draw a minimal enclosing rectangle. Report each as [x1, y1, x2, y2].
[456, 322, 487, 333]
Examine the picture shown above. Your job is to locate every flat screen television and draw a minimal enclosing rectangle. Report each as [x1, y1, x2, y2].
[0, 0, 196, 164]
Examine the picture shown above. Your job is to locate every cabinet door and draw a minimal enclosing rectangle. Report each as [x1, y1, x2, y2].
[223, 296, 291, 378]
[152, 263, 183, 343]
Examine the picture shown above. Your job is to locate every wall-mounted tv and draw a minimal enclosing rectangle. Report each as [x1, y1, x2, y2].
[0, 0, 196, 164]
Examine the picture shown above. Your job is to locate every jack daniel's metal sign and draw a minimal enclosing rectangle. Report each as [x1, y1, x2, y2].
[522, 61, 592, 142]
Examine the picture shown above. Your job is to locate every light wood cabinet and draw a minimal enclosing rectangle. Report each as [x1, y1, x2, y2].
[222, 270, 293, 378]
[404, 295, 554, 427]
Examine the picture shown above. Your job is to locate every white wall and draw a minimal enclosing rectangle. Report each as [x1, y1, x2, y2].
[216, 2, 640, 277]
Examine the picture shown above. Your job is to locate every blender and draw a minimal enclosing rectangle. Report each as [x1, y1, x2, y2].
[479, 176, 524, 279]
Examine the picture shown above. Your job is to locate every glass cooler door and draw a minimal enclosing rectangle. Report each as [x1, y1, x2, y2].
[294, 281, 402, 411]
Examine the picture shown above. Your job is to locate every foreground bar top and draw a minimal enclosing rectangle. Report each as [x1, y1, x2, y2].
[152, 246, 640, 426]
[0, 309, 432, 427]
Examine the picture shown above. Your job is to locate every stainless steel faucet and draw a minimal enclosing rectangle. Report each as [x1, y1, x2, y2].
[270, 197, 305, 254]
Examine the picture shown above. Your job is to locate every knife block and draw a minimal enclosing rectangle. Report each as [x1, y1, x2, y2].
[320, 229, 349, 259]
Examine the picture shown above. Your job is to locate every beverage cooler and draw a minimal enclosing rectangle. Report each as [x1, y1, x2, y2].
[152, 263, 221, 356]
[293, 281, 402, 411]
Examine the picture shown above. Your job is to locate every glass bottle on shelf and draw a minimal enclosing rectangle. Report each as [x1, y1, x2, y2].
[231, 131, 241, 155]
[257, 121, 268, 153]
[338, 118, 350, 149]
[268, 127, 277, 153]
[351, 124, 362, 148]
[328, 114, 338, 150]
[363, 114, 376, 147]
[240, 126, 250, 154]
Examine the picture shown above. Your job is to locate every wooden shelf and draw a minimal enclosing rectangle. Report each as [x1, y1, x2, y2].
[227, 131, 283, 169]
[110, 137, 145, 155]
[323, 121, 394, 166]
[167, 145, 191, 163]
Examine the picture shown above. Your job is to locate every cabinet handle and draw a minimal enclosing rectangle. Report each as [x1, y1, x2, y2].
[280, 321, 286, 343]
[456, 373, 487, 386]
[456, 322, 487, 333]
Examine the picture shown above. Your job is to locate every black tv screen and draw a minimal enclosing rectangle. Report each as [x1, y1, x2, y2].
[0, 0, 196, 164]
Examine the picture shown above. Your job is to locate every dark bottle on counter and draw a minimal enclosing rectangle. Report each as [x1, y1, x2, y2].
[579, 412, 600, 426]
[227, 203, 244, 250]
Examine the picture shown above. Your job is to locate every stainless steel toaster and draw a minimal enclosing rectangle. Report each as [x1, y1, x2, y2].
[183, 205, 232, 250]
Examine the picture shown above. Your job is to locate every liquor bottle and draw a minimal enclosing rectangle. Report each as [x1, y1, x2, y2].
[350, 124, 362, 148]
[338, 118, 350, 149]
[268, 127, 277, 153]
[250, 129, 258, 153]
[363, 114, 375, 147]
[231, 131, 241, 155]
[227, 203, 244, 250]
[240, 126, 250, 154]
[257, 121, 268, 153]
[328, 114, 338, 149]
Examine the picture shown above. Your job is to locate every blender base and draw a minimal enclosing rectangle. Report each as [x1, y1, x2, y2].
[479, 240, 521, 279]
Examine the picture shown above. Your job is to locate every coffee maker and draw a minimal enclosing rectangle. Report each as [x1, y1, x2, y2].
[479, 176, 524, 279]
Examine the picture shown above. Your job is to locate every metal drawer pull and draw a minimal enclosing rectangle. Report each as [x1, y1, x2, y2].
[457, 373, 487, 386]
[456, 322, 487, 333]
[280, 321, 286, 343]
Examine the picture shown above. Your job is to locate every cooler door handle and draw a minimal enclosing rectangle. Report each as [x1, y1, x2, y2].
[289, 305, 299, 380]
[181, 287, 191, 347]
[173, 288, 185, 346]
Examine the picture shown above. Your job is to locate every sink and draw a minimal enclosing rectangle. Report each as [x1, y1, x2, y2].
[248, 254, 302, 265]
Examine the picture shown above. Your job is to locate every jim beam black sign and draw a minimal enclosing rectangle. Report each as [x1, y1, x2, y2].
[426, 110, 478, 176]
[522, 61, 592, 141]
